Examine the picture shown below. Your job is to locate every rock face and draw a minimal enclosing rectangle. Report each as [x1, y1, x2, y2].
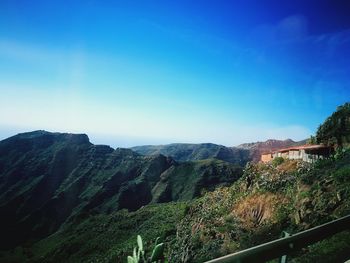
[131, 143, 251, 166]
[0, 131, 243, 249]
[237, 139, 306, 162]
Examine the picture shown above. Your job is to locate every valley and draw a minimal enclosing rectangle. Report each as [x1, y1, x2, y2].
[0, 103, 349, 262]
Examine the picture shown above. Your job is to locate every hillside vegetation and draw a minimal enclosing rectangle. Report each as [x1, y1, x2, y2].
[0, 131, 242, 253]
[0, 102, 349, 263]
[5, 148, 350, 263]
[169, 152, 350, 262]
[317, 102, 350, 147]
[1, 202, 188, 263]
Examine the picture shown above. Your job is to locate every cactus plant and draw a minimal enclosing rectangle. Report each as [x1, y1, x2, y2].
[126, 235, 165, 263]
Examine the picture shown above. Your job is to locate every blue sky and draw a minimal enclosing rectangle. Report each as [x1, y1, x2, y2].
[1, 0, 350, 147]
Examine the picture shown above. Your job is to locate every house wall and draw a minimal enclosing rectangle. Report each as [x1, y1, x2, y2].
[303, 148, 330, 163]
[291, 149, 319, 163]
[275, 152, 282, 158]
[261, 153, 273, 162]
[262, 147, 332, 163]
[281, 152, 289, 158]
[288, 150, 300, 160]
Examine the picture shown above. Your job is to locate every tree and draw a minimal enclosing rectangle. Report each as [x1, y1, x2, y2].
[307, 135, 317, 145]
[316, 102, 350, 147]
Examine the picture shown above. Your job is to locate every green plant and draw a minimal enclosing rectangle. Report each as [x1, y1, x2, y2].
[316, 102, 350, 147]
[272, 157, 284, 167]
[332, 166, 350, 183]
[127, 235, 165, 263]
[333, 146, 350, 160]
[307, 135, 317, 145]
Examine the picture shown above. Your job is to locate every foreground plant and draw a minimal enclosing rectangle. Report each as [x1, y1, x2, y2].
[127, 235, 165, 263]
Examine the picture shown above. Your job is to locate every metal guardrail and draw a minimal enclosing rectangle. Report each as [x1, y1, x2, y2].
[205, 214, 350, 263]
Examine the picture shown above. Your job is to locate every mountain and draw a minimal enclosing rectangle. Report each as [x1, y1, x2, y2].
[151, 159, 242, 203]
[1, 104, 349, 263]
[131, 143, 250, 166]
[131, 140, 307, 165]
[5, 142, 350, 263]
[0, 131, 242, 251]
[237, 139, 307, 162]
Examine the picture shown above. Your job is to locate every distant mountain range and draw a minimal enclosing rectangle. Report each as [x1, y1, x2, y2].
[131, 139, 306, 164]
[0, 131, 242, 249]
[131, 143, 250, 166]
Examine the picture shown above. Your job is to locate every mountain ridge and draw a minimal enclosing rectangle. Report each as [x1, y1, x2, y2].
[0, 130, 242, 250]
[1, 102, 348, 262]
[131, 139, 306, 164]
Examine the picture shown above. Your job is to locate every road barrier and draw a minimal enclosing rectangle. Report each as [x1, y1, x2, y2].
[205, 214, 350, 263]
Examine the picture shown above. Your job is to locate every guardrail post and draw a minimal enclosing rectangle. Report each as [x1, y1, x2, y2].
[279, 231, 290, 263]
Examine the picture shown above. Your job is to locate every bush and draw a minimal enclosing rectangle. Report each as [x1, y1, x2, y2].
[332, 166, 350, 183]
[272, 157, 284, 167]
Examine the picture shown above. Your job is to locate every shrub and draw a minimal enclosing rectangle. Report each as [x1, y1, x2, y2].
[272, 157, 284, 167]
[332, 166, 350, 183]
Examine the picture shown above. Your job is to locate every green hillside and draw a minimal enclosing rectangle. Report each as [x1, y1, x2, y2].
[131, 143, 250, 166]
[4, 144, 350, 263]
[1, 103, 350, 263]
[169, 152, 350, 262]
[1, 202, 188, 263]
[151, 159, 242, 203]
[0, 131, 242, 256]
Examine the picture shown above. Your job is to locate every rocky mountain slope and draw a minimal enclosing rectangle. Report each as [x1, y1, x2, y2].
[0, 131, 242, 251]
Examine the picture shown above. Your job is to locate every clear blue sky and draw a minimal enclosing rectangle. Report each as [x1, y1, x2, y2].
[1, 0, 350, 147]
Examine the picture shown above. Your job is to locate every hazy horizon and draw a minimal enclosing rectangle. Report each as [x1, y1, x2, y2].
[0, 127, 308, 148]
[1, 1, 350, 147]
